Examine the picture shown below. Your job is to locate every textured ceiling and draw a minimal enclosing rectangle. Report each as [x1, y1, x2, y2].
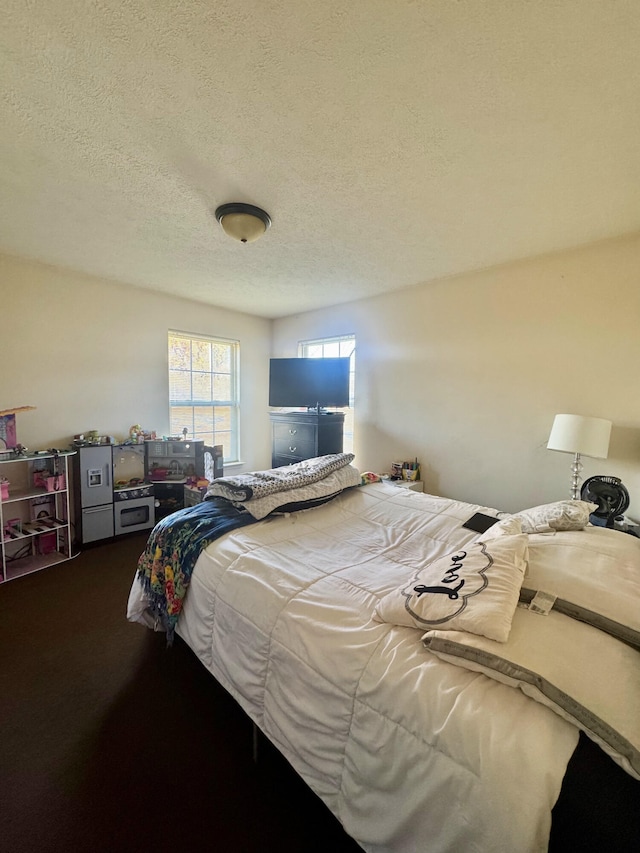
[2, 1, 640, 319]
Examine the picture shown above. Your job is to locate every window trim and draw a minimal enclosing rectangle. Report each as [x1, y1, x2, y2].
[168, 330, 241, 463]
[298, 334, 355, 455]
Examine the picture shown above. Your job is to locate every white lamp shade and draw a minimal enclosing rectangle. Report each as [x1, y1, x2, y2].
[547, 414, 612, 459]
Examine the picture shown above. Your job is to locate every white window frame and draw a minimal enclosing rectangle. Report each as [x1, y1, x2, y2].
[168, 331, 240, 463]
[298, 334, 355, 455]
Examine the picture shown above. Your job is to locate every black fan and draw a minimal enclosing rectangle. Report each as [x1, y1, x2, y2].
[580, 475, 630, 528]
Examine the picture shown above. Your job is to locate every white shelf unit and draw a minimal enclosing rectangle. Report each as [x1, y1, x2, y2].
[0, 450, 75, 582]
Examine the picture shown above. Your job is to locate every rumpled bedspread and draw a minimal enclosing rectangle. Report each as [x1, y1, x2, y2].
[135, 498, 256, 643]
[205, 452, 355, 502]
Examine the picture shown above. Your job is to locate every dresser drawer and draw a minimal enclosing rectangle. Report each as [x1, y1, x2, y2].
[273, 436, 316, 459]
[272, 421, 317, 443]
[272, 453, 304, 468]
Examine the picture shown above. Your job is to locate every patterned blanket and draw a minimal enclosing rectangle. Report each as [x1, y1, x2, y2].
[205, 452, 355, 502]
[136, 498, 256, 644]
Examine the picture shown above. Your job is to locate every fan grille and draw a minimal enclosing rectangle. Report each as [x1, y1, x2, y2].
[580, 475, 629, 523]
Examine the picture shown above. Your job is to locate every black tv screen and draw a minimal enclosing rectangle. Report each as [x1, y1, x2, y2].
[269, 358, 350, 409]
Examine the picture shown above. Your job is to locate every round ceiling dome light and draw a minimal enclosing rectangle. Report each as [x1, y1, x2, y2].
[215, 202, 271, 243]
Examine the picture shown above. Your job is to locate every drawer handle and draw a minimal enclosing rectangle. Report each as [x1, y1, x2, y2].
[289, 428, 297, 435]
[288, 446, 297, 453]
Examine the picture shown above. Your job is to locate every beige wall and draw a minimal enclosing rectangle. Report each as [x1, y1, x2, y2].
[0, 254, 272, 471]
[272, 233, 640, 516]
[3, 235, 639, 519]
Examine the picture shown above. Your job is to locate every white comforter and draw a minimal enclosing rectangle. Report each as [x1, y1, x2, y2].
[129, 483, 584, 852]
[424, 524, 640, 782]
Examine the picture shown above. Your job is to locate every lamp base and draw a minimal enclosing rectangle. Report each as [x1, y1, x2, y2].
[570, 452, 583, 500]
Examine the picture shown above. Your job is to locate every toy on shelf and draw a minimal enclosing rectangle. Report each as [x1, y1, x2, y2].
[0, 406, 36, 454]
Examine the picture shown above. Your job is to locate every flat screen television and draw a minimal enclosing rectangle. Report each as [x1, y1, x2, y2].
[269, 358, 350, 410]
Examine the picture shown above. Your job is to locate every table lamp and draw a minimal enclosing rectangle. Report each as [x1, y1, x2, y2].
[546, 414, 612, 499]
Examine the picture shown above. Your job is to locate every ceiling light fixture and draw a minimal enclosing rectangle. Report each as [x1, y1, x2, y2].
[215, 203, 271, 244]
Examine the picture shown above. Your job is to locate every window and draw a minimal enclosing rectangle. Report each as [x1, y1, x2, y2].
[299, 335, 356, 454]
[168, 331, 240, 462]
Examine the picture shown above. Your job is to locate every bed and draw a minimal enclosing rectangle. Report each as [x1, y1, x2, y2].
[127, 456, 640, 852]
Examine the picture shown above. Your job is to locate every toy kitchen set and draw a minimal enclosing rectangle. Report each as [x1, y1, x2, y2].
[145, 438, 205, 518]
[72, 433, 206, 545]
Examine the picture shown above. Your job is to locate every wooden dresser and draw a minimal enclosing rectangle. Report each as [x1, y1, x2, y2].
[269, 411, 345, 467]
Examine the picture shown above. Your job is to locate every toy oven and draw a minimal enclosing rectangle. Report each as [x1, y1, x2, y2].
[113, 495, 155, 536]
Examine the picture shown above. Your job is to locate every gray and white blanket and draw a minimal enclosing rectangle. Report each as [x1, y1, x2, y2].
[205, 452, 355, 502]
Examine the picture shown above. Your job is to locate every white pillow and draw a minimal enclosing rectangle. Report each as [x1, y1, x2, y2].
[373, 534, 528, 643]
[509, 500, 597, 534]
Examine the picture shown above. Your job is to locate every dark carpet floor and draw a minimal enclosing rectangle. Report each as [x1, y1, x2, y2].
[0, 534, 363, 853]
[2, 533, 639, 853]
